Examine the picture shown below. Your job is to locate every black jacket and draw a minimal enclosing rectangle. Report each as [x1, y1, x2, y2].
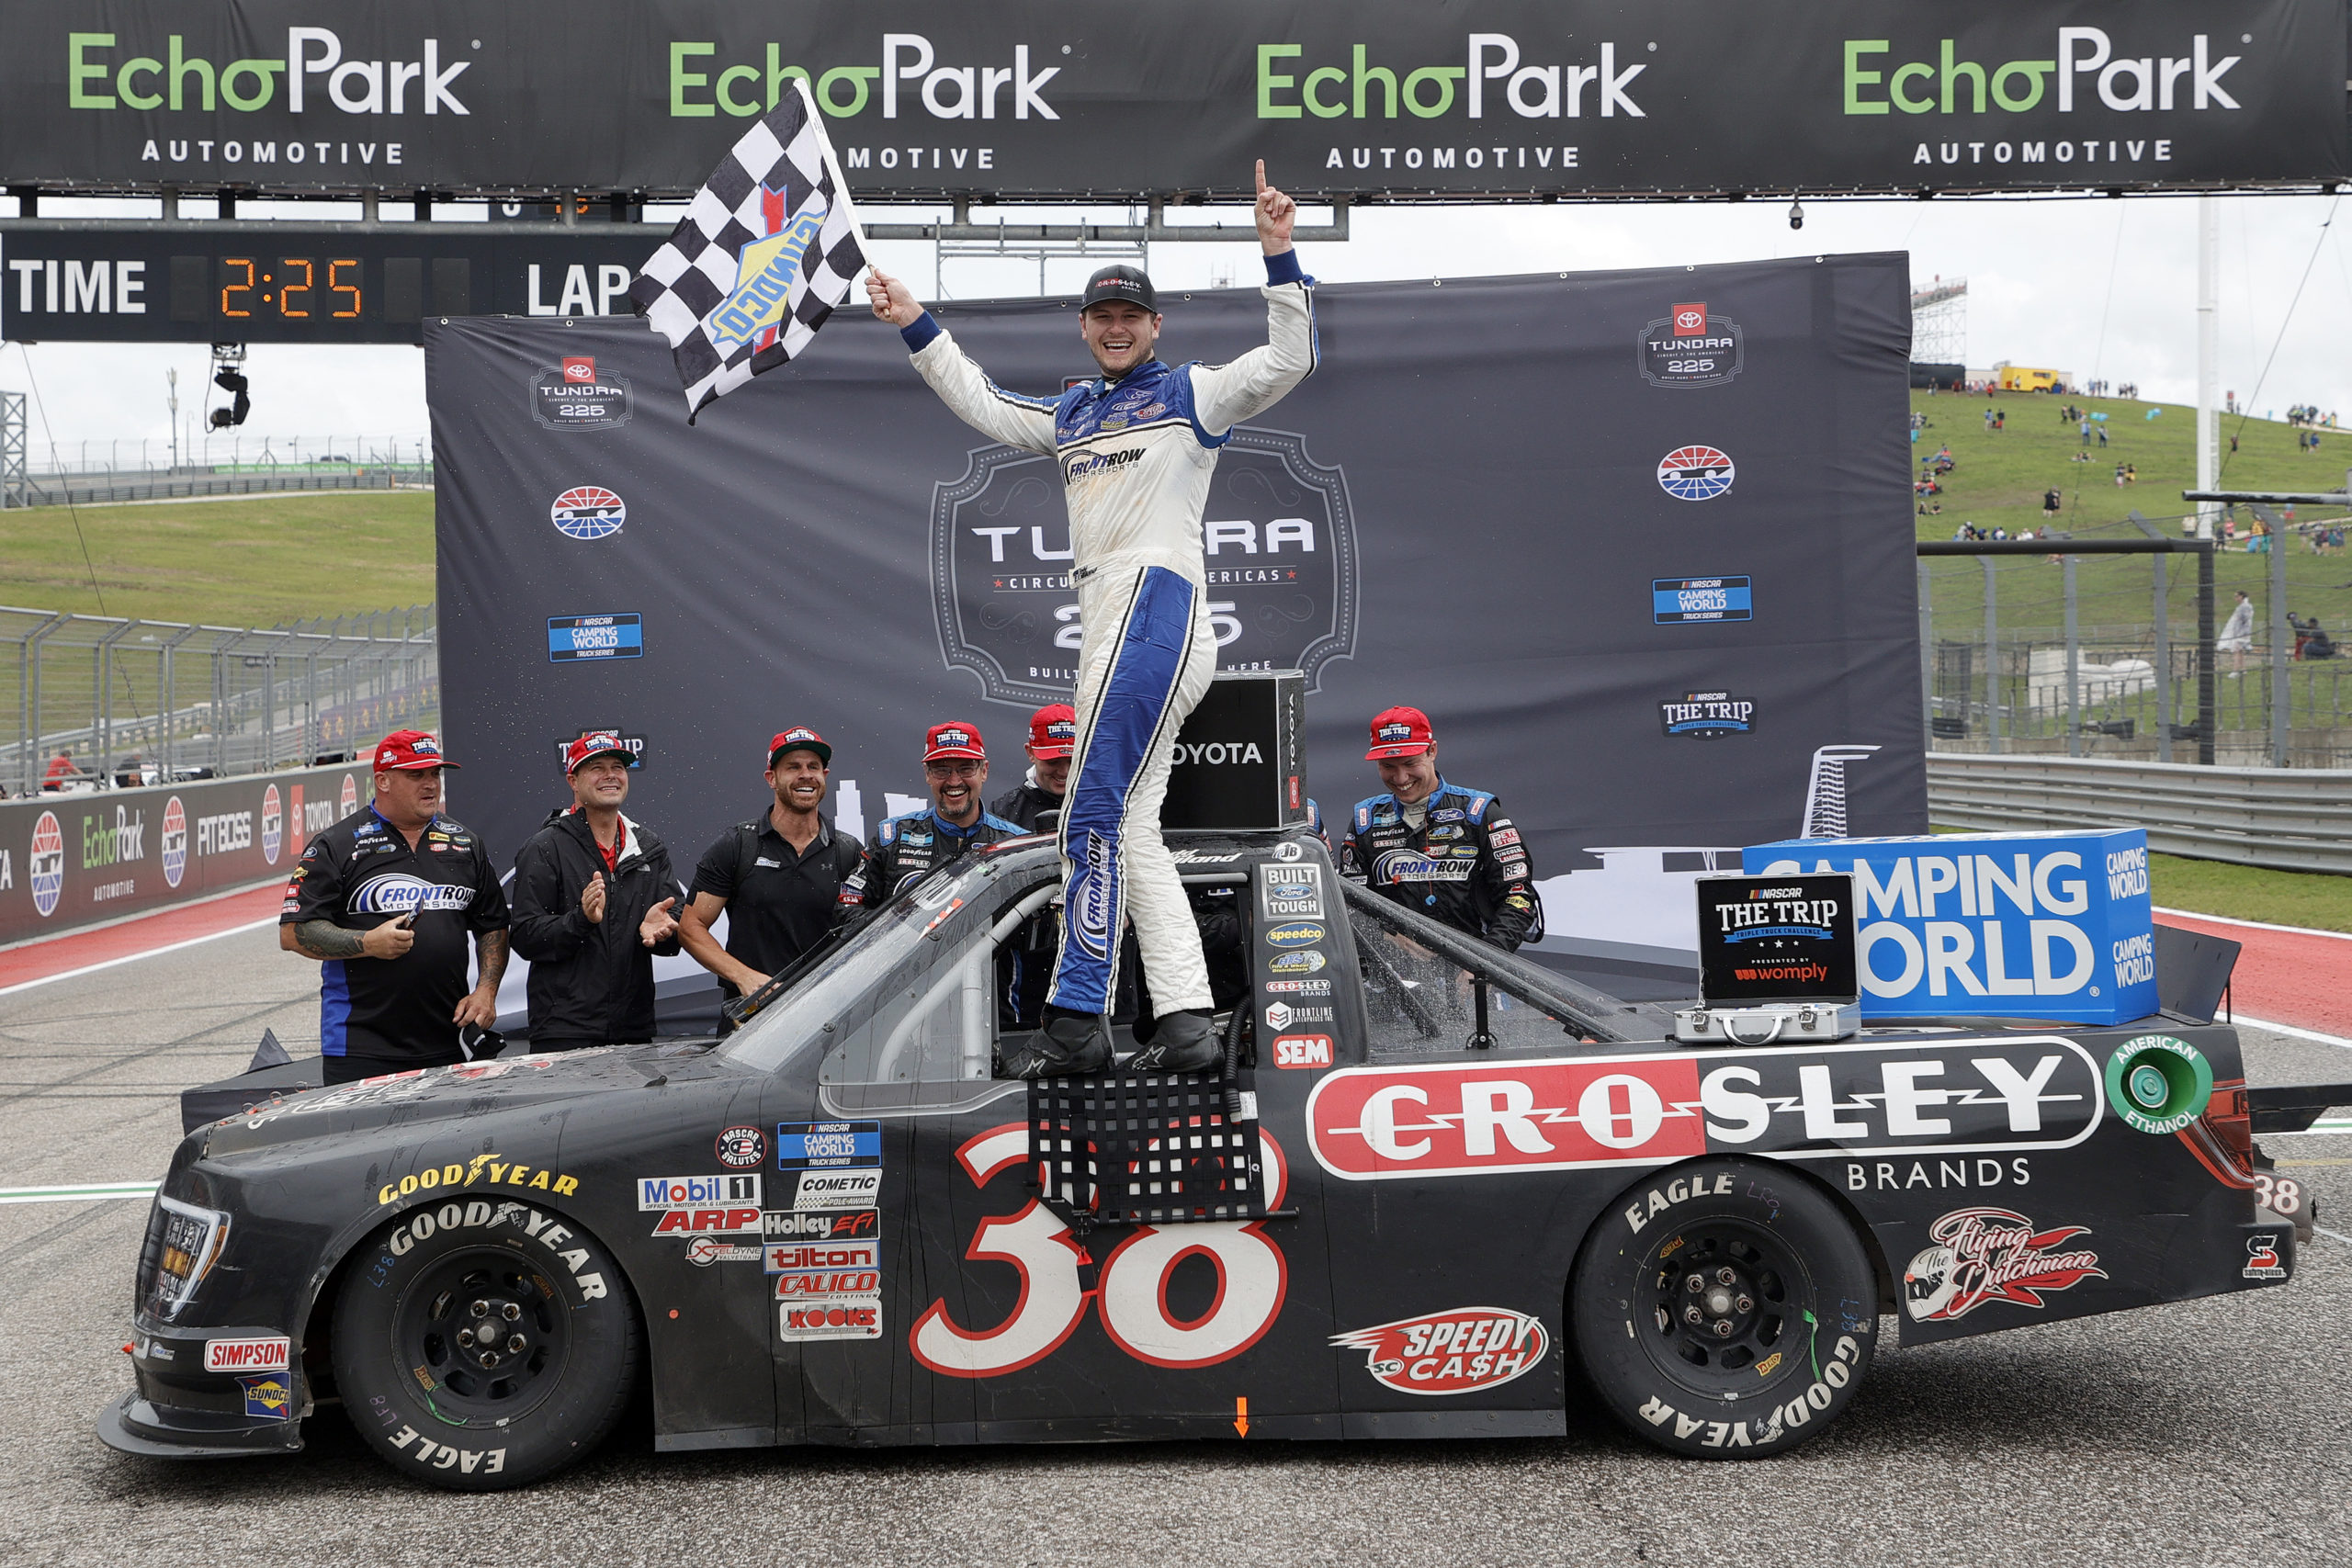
[1339, 779, 1542, 952]
[509, 807, 683, 1046]
[989, 776, 1065, 834]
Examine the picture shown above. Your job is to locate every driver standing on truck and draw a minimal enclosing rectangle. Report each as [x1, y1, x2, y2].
[1340, 707, 1542, 953]
[278, 729, 510, 1084]
[866, 160, 1315, 1078]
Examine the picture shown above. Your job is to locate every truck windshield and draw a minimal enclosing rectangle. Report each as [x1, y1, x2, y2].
[717, 859, 997, 1074]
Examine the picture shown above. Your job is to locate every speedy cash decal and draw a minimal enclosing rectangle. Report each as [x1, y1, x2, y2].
[1306, 1039, 2103, 1181]
[1331, 1307, 1549, 1396]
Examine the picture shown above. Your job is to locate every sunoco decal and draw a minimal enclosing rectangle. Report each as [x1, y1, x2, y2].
[1902, 1206, 2106, 1321]
[1331, 1307, 1549, 1395]
[1306, 1039, 2103, 1181]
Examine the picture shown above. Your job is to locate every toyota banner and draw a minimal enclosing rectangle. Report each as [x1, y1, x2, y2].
[429, 251, 1928, 979]
[0, 0, 2341, 198]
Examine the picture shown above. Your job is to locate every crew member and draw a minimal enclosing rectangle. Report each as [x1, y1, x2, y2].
[1340, 707, 1541, 953]
[279, 729, 509, 1083]
[841, 722, 1024, 916]
[990, 703, 1076, 832]
[679, 728, 865, 1021]
[507, 731, 684, 1052]
[866, 159, 1316, 1077]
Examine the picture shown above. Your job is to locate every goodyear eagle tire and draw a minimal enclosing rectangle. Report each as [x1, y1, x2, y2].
[333, 1197, 641, 1490]
[1571, 1158, 1877, 1458]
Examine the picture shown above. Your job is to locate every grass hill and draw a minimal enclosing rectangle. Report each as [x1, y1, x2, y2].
[1910, 387, 2351, 638]
[0, 490, 434, 627]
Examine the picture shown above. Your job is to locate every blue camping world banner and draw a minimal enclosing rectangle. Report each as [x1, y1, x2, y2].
[428, 250, 1928, 991]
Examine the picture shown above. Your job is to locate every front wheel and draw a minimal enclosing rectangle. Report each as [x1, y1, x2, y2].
[333, 1197, 641, 1490]
[1571, 1159, 1878, 1458]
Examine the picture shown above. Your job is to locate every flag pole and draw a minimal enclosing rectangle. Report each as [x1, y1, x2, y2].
[797, 76, 874, 269]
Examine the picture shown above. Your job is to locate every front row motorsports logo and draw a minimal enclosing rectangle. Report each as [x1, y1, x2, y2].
[1659, 690, 1757, 739]
[930, 426, 1359, 706]
[1638, 301, 1744, 389]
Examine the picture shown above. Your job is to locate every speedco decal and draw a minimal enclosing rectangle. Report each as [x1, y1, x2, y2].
[204, 1336, 290, 1372]
[1331, 1307, 1548, 1396]
[1903, 1206, 2106, 1322]
[1306, 1039, 2102, 1180]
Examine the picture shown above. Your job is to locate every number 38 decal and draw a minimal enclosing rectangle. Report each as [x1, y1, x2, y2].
[2255, 1172, 2303, 1216]
[911, 1122, 1290, 1378]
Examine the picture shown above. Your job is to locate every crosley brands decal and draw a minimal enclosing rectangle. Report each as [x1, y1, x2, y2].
[1306, 1040, 2103, 1181]
[931, 427, 1358, 703]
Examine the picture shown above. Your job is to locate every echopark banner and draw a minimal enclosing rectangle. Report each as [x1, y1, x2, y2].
[6, 1, 2343, 197]
[428, 252, 1927, 969]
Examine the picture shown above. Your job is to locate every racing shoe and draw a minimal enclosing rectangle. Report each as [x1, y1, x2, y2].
[1125, 1009, 1221, 1074]
[1000, 1008, 1112, 1079]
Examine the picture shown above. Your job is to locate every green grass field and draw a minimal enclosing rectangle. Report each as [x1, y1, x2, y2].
[2149, 852, 2352, 932]
[0, 490, 435, 628]
[1911, 387, 2352, 641]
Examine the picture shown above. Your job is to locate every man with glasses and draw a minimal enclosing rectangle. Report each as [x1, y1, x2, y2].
[838, 722, 1025, 918]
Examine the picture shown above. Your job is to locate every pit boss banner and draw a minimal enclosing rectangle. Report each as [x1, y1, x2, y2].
[3, 0, 2341, 197]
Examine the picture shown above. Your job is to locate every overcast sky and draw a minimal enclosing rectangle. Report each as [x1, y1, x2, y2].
[4, 188, 2346, 465]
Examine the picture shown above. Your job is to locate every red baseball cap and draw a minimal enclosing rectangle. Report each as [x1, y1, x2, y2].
[1364, 705, 1435, 761]
[768, 727, 831, 766]
[375, 728, 458, 772]
[923, 721, 987, 761]
[565, 729, 634, 774]
[1026, 703, 1078, 759]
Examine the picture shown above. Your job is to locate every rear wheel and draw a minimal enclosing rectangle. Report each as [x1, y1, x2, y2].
[1571, 1159, 1877, 1458]
[333, 1198, 639, 1490]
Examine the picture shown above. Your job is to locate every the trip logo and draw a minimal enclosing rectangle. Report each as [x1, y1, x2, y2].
[1638, 302, 1745, 389]
[1659, 690, 1757, 739]
[931, 427, 1359, 704]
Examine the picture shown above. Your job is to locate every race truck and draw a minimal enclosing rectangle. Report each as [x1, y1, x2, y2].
[100, 828, 2337, 1489]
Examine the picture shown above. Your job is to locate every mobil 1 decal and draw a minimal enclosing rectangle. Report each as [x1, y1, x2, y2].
[930, 427, 1359, 705]
[1305, 1037, 2102, 1181]
[1638, 302, 1744, 389]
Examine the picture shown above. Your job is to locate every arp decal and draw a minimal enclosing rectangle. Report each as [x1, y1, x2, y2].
[910, 1123, 1290, 1378]
[1330, 1307, 1550, 1396]
[1307, 1040, 2104, 1181]
[1902, 1206, 2107, 1321]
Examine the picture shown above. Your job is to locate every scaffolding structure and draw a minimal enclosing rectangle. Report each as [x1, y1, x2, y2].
[1909, 276, 1968, 367]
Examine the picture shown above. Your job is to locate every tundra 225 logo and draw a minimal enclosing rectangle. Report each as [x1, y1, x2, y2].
[930, 427, 1358, 705]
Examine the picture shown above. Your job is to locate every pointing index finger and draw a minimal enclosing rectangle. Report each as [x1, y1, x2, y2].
[1255, 159, 1268, 197]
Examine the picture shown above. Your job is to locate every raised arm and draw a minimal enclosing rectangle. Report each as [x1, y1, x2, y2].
[865, 267, 1058, 455]
[1189, 160, 1317, 436]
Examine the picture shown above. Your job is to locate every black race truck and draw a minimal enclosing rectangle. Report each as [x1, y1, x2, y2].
[101, 829, 2334, 1487]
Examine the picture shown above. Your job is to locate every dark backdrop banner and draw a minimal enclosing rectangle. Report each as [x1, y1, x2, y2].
[0, 761, 368, 947]
[429, 251, 1926, 977]
[6, 1, 2342, 197]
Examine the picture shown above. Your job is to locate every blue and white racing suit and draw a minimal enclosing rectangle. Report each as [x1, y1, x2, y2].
[899, 251, 1317, 1013]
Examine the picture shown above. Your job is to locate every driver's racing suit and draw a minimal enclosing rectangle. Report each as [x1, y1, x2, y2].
[899, 251, 1317, 1013]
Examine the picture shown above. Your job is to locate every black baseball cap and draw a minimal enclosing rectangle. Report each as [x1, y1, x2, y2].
[1080, 265, 1158, 316]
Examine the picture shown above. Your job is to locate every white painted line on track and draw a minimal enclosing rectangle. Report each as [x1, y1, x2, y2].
[2233, 1015, 2352, 1050]
[0, 915, 277, 1001]
[2154, 907, 2352, 942]
[2312, 1225, 2352, 1247]
[0, 1181, 159, 1205]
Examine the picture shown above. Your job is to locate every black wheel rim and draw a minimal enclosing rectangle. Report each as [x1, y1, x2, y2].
[1636, 1221, 1815, 1402]
[391, 1247, 572, 1427]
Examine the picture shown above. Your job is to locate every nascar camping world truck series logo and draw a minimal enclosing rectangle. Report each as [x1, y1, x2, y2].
[929, 427, 1359, 705]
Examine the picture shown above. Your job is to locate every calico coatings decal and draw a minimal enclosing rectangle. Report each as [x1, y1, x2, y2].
[1306, 1039, 2104, 1180]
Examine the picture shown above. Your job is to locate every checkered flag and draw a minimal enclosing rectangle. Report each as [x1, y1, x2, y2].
[628, 78, 868, 422]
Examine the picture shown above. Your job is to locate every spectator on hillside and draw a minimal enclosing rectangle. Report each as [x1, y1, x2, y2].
[2218, 590, 2255, 673]
[2043, 488, 2063, 517]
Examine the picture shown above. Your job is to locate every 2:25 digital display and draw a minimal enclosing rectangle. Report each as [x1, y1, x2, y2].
[219, 257, 362, 320]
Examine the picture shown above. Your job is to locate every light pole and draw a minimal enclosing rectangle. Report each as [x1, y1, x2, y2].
[166, 367, 178, 471]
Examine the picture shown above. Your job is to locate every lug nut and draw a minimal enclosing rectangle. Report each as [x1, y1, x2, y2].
[1713, 1319, 1735, 1338]
[1716, 1267, 1737, 1287]
[1685, 1274, 1704, 1293]
[1736, 1294, 1755, 1314]
[456, 1326, 473, 1346]
[1683, 1304, 1704, 1325]
[476, 1350, 498, 1369]
[506, 1334, 527, 1354]
[501, 1302, 522, 1322]
[469, 1300, 490, 1318]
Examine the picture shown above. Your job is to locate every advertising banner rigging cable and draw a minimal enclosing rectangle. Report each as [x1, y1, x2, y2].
[3, 1, 2343, 199]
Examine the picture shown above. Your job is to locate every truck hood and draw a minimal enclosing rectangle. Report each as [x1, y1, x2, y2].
[196, 1043, 749, 1159]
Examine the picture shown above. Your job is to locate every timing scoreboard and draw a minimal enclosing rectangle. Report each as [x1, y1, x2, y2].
[0, 220, 659, 343]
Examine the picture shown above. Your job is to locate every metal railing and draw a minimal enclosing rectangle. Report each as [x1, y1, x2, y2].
[1926, 752, 2352, 874]
[0, 605, 437, 796]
